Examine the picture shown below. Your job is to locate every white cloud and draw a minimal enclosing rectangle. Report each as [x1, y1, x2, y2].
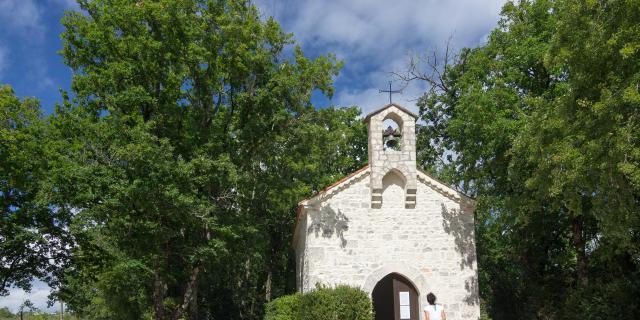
[269, 0, 506, 55]
[0, 280, 57, 313]
[336, 78, 430, 115]
[255, 0, 507, 113]
[334, 54, 431, 114]
[0, 0, 44, 38]
[0, 0, 78, 41]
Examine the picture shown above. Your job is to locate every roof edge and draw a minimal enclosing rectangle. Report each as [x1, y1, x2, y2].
[363, 103, 419, 122]
[293, 165, 370, 247]
[416, 168, 475, 203]
[298, 165, 370, 206]
[292, 166, 476, 247]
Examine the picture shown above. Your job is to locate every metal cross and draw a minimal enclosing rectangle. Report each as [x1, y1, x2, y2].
[379, 81, 403, 104]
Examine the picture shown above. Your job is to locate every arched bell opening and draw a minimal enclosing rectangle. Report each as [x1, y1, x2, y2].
[372, 273, 420, 320]
[382, 113, 403, 152]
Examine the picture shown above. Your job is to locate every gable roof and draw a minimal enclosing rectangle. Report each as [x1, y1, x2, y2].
[293, 166, 474, 246]
[298, 165, 370, 207]
[298, 166, 472, 206]
[363, 103, 419, 122]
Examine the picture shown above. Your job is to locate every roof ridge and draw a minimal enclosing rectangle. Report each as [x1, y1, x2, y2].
[363, 103, 419, 121]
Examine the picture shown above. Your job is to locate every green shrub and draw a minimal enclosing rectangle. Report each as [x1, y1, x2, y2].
[265, 285, 373, 320]
[264, 293, 301, 320]
[335, 286, 374, 320]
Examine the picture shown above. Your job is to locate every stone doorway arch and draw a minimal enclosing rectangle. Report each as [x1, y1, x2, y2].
[372, 273, 419, 320]
[363, 264, 431, 319]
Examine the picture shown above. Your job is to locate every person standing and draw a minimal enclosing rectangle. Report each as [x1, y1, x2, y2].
[423, 292, 446, 320]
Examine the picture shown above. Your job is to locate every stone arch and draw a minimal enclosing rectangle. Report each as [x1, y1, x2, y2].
[363, 263, 429, 297]
[372, 273, 420, 320]
[364, 265, 432, 319]
[382, 112, 404, 132]
[378, 167, 416, 209]
[381, 169, 407, 208]
[382, 169, 407, 188]
[382, 112, 404, 152]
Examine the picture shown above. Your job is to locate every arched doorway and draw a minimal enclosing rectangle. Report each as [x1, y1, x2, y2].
[372, 273, 419, 320]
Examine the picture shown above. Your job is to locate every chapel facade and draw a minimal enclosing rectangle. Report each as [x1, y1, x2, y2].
[293, 103, 480, 320]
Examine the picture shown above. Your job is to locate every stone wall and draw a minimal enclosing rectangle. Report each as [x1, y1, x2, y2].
[367, 105, 417, 208]
[296, 169, 480, 320]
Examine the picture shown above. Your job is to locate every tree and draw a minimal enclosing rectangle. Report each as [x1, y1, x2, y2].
[408, 0, 640, 319]
[196, 105, 366, 319]
[0, 85, 69, 296]
[19, 300, 37, 320]
[44, 0, 361, 319]
[0, 307, 14, 319]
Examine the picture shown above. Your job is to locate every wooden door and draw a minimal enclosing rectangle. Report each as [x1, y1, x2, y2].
[372, 273, 419, 320]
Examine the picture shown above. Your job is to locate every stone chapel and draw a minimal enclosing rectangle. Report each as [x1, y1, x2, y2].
[293, 103, 480, 320]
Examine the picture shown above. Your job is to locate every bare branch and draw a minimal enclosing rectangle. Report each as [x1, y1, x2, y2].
[392, 36, 460, 96]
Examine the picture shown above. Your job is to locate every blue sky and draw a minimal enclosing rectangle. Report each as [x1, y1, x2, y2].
[0, 0, 506, 312]
[0, 0, 77, 114]
[256, 0, 506, 114]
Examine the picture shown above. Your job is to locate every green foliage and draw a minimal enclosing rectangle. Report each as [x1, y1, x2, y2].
[0, 85, 70, 296]
[95, 259, 153, 319]
[14, 0, 639, 318]
[561, 277, 640, 320]
[264, 286, 373, 320]
[0, 310, 77, 320]
[413, 0, 640, 319]
[264, 293, 301, 320]
[25, 0, 366, 319]
[0, 307, 13, 319]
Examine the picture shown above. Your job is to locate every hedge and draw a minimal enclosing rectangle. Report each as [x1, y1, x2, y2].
[264, 293, 302, 320]
[264, 285, 373, 320]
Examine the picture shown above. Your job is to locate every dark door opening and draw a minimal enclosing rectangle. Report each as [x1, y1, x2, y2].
[372, 273, 419, 320]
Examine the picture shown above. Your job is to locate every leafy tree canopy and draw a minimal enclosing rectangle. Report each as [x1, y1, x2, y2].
[412, 0, 640, 319]
[31, 0, 366, 319]
[0, 85, 70, 297]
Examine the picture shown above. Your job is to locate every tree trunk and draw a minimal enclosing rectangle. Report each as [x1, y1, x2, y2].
[571, 214, 588, 287]
[265, 270, 272, 302]
[153, 274, 166, 320]
[238, 257, 251, 319]
[189, 281, 198, 320]
[265, 246, 276, 302]
[172, 265, 201, 320]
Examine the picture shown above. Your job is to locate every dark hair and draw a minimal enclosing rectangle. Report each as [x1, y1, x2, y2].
[427, 292, 436, 305]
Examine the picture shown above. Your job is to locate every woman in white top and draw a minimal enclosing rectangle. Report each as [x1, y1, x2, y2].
[423, 292, 446, 320]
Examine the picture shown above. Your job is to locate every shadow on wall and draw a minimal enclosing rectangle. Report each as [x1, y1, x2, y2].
[464, 275, 480, 306]
[441, 203, 479, 305]
[307, 205, 349, 248]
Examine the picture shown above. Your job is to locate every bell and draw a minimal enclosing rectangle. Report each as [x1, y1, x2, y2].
[385, 138, 399, 149]
[383, 126, 396, 137]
